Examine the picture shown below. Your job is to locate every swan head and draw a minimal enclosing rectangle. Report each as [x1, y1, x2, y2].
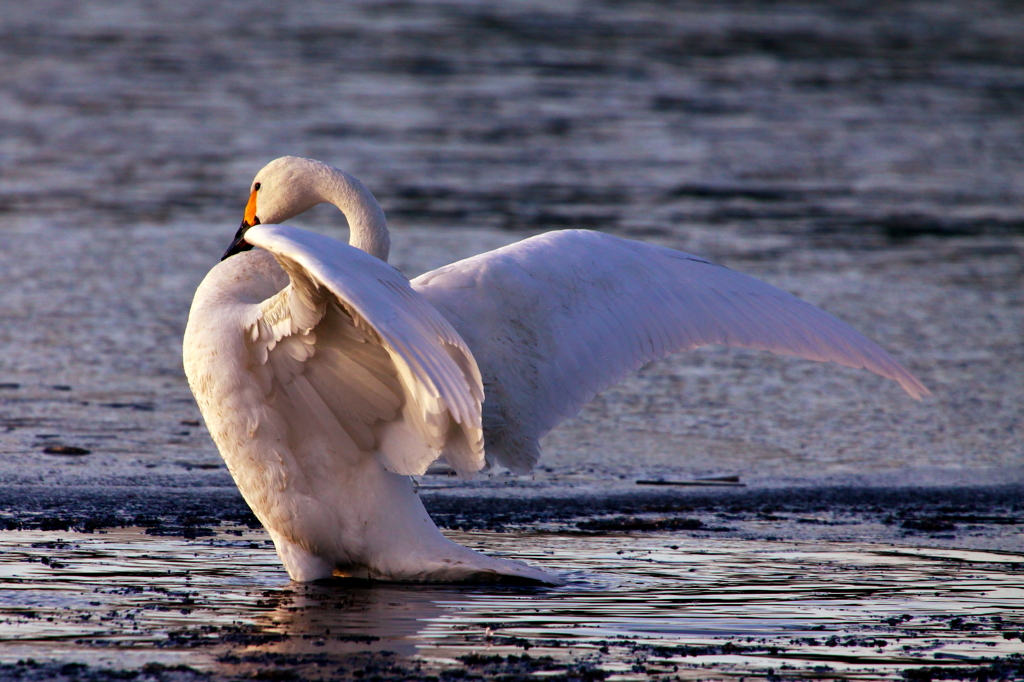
[222, 157, 339, 260]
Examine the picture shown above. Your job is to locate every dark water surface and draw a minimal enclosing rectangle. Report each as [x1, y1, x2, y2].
[2, 0, 1023, 236]
[0, 527, 1022, 681]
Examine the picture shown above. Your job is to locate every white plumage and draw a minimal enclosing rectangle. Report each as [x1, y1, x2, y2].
[183, 156, 928, 584]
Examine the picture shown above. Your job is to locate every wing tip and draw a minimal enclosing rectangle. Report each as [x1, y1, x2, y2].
[898, 374, 931, 401]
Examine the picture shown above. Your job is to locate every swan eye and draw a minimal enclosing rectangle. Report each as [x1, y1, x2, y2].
[254, 182, 261, 191]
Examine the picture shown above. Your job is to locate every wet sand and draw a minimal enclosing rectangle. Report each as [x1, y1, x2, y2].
[1, 0, 1023, 679]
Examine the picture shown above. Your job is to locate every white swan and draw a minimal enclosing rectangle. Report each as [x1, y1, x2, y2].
[183, 156, 928, 585]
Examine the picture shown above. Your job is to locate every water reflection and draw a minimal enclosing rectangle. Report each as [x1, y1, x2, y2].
[0, 527, 1021, 679]
[258, 582, 478, 656]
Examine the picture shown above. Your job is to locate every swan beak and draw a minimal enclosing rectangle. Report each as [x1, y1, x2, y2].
[221, 190, 260, 260]
[221, 218, 259, 260]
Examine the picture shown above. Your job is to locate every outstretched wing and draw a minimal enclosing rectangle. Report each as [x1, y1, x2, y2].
[240, 224, 484, 478]
[413, 229, 928, 474]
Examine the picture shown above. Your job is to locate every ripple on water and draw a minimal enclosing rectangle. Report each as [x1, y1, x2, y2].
[0, 527, 1022, 679]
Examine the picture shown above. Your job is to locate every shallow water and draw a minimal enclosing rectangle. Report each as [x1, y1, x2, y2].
[0, 527, 1021, 679]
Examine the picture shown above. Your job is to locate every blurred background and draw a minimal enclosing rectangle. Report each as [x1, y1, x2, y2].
[0, 0, 1021, 493]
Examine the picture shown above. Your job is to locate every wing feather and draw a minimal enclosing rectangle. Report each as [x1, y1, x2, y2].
[414, 229, 928, 474]
[242, 224, 486, 478]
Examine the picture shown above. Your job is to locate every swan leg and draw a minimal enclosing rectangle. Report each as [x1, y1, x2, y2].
[268, 529, 336, 582]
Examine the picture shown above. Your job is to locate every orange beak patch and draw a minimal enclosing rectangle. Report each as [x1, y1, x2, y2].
[243, 189, 258, 226]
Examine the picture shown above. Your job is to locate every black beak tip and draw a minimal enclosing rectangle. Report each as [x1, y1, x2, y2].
[221, 219, 258, 261]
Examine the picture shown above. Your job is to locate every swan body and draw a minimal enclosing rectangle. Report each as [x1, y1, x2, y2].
[183, 157, 928, 584]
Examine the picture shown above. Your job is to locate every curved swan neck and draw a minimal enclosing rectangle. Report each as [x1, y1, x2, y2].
[315, 166, 390, 262]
